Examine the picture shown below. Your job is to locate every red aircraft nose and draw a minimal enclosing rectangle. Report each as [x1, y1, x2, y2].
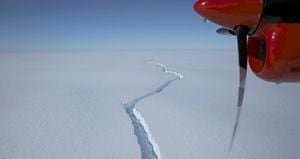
[194, 0, 263, 31]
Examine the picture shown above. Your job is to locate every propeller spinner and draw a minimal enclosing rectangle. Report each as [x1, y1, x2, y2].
[194, 0, 264, 152]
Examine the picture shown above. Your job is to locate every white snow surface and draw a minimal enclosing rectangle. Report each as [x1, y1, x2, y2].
[0, 51, 300, 159]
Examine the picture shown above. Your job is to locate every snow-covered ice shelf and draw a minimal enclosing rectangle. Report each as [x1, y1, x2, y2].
[0, 51, 299, 159]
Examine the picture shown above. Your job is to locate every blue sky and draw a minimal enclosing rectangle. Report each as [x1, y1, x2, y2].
[0, 0, 236, 53]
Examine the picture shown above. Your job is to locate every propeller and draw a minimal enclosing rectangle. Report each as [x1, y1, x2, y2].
[217, 26, 249, 152]
[216, 27, 236, 36]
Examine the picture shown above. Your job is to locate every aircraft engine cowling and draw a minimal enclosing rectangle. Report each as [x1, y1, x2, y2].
[248, 24, 300, 82]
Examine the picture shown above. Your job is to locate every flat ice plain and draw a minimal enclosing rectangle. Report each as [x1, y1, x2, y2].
[0, 51, 299, 159]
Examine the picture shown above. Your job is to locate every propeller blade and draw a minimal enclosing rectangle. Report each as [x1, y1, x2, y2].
[216, 27, 236, 36]
[228, 25, 249, 153]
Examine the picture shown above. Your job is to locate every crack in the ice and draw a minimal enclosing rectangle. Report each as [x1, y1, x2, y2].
[123, 61, 183, 159]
